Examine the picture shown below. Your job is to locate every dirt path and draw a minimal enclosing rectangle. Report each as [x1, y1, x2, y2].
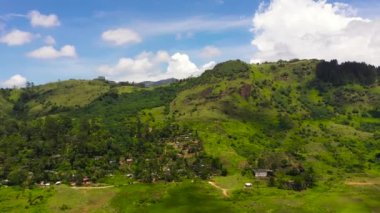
[71, 185, 115, 189]
[345, 181, 378, 186]
[208, 181, 229, 197]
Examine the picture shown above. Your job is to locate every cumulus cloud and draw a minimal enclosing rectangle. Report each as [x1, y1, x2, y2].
[0, 29, 34, 46]
[200, 46, 221, 58]
[28, 10, 60, 28]
[44, 35, 56, 45]
[98, 56, 153, 76]
[1, 74, 27, 88]
[251, 0, 380, 66]
[201, 61, 217, 71]
[166, 53, 201, 79]
[27, 45, 77, 59]
[102, 28, 142, 45]
[154, 50, 171, 63]
[98, 51, 214, 82]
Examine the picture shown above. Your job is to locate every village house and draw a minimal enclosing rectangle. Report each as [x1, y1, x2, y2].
[245, 182, 253, 187]
[126, 158, 133, 164]
[96, 76, 106, 81]
[253, 169, 273, 178]
[83, 176, 90, 185]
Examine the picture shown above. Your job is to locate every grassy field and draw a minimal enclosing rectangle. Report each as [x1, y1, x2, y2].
[110, 181, 235, 213]
[0, 186, 52, 212]
[0, 176, 379, 212]
[26, 80, 110, 115]
[46, 186, 117, 213]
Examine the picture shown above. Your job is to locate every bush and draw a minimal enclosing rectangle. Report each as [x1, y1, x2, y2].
[59, 204, 70, 211]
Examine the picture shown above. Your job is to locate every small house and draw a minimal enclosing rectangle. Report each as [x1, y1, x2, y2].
[96, 76, 106, 81]
[245, 182, 253, 187]
[83, 176, 90, 185]
[253, 169, 273, 178]
[55, 181, 62, 185]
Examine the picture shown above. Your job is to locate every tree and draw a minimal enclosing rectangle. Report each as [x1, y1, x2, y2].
[278, 114, 295, 130]
[316, 60, 377, 86]
[7, 168, 28, 185]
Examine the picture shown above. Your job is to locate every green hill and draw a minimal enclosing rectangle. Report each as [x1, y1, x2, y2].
[172, 60, 380, 180]
[0, 59, 379, 212]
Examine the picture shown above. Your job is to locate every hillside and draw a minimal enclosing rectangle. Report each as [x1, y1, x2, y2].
[172, 60, 380, 180]
[0, 59, 379, 212]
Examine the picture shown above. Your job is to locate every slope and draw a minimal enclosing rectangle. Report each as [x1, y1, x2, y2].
[170, 59, 380, 187]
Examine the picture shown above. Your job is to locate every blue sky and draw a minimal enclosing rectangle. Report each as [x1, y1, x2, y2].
[0, 0, 379, 86]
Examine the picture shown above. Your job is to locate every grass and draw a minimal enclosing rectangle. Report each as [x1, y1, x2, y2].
[225, 179, 380, 212]
[140, 106, 167, 128]
[27, 80, 110, 115]
[0, 185, 116, 213]
[212, 174, 253, 191]
[0, 186, 53, 213]
[110, 181, 236, 213]
[46, 185, 117, 213]
[108, 177, 380, 213]
[0, 177, 379, 213]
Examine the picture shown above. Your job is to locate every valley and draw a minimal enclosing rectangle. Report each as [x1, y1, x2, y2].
[0, 59, 379, 212]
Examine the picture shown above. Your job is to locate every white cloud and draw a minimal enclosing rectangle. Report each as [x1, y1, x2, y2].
[28, 10, 60, 28]
[201, 61, 217, 71]
[134, 16, 251, 36]
[200, 46, 221, 58]
[251, 0, 380, 66]
[102, 28, 142, 45]
[44, 35, 56, 45]
[98, 51, 214, 82]
[1, 74, 27, 88]
[154, 50, 171, 63]
[0, 29, 33, 46]
[98, 57, 153, 76]
[175, 32, 194, 40]
[166, 53, 201, 79]
[27, 45, 77, 59]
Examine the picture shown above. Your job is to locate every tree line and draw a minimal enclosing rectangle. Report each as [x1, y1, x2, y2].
[316, 60, 379, 86]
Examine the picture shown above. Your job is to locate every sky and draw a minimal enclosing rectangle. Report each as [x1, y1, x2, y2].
[0, 0, 379, 87]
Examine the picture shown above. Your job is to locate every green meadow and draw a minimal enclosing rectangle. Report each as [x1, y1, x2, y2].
[0, 176, 379, 212]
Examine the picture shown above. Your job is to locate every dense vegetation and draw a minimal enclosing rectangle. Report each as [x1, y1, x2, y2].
[0, 59, 379, 212]
[316, 60, 379, 86]
[0, 115, 225, 185]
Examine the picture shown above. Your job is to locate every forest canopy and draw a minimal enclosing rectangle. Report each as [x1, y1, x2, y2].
[316, 60, 379, 86]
